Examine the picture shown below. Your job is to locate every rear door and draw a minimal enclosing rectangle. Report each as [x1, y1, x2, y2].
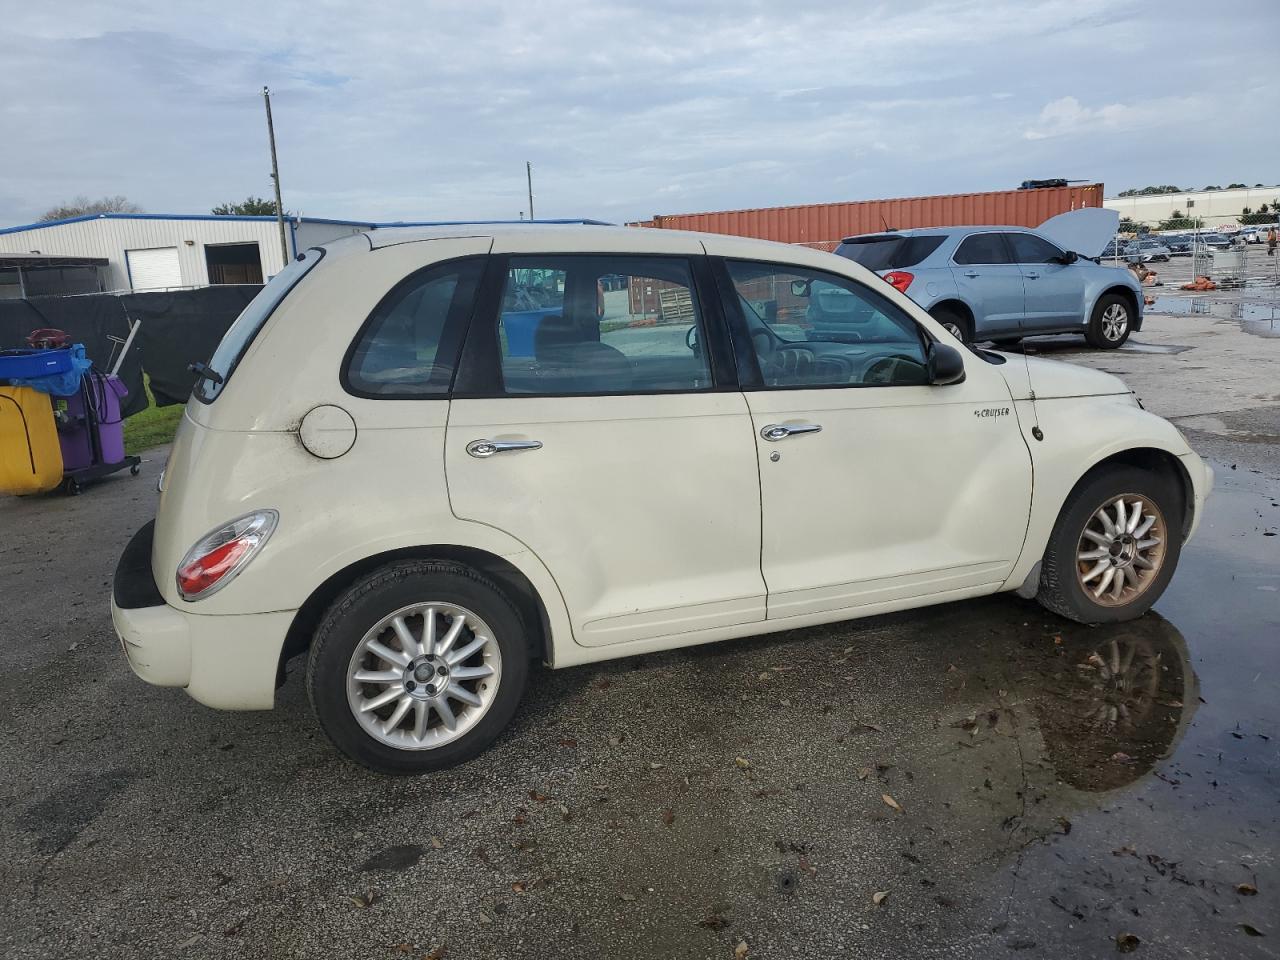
[445, 246, 765, 648]
[1007, 231, 1083, 329]
[949, 233, 1024, 335]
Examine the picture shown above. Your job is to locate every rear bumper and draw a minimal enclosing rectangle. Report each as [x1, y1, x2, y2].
[111, 521, 293, 710]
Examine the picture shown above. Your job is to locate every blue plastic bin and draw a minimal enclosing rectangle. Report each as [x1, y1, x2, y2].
[0, 348, 75, 380]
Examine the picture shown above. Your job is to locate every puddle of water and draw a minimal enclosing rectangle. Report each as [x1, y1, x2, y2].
[1150, 296, 1280, 337]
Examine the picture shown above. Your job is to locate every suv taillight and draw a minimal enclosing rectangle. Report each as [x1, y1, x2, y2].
[882, 271, 914, 293]
[176, 510, 278, 601]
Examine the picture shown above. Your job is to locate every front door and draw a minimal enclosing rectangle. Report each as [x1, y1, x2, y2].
[715, 255, 1034, 620]
[949, 232, 1025, 336]
[1007, 231, 1083, 329]
[446, 250, 765, 647]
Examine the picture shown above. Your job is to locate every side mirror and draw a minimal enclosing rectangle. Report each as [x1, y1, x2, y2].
[1061, 250, 1079, 264]
[927, 342, 966, 385]
[790, 279, 811, 298]
[685, 325, 699, 353]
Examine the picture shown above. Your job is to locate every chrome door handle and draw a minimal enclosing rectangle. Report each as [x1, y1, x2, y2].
[963, 270, 979, 278]
[760, 423, 822, 442]
[1025, 271, 1040, 279]
[466, 439, 543, 458]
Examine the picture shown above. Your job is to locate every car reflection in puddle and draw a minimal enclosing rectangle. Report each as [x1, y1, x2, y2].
[1021, 615, 1195, 794]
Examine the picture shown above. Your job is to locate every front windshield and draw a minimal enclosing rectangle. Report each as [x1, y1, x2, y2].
[194, 248, 324, 402]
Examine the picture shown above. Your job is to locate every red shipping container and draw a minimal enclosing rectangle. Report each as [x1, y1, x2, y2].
[631, 184, 1104, 251]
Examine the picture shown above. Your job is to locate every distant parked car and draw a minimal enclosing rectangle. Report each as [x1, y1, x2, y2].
[835, 212, 1143, 349]
[1122, 240, 1172, 263]
[1197, 233, 1232, 250]
[1162, 235, 1192, 256]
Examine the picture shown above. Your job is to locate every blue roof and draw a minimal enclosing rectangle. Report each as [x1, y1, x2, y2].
[0, 212, 609, 236]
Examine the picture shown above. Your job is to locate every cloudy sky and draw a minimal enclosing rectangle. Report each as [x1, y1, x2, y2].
[1, 0, 1276, 227]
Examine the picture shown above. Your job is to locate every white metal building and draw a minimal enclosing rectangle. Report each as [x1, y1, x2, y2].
[1104, 185, 1280, 229]
[0, 214, 377, 293]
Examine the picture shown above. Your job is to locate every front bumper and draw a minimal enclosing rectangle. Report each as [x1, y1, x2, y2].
[111, 521, 293, 710]
[1180, 452, 1213, 542]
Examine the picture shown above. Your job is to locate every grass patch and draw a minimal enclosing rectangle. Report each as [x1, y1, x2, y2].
[124, 377, 184, 455]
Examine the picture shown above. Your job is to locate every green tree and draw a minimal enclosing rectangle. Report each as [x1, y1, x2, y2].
[1227, 183, 1247, 189]
[1238, 201, 1277, 225]
[40, 194, 143, 221]
[1117, 185, 1182, 197]
[1158, 210, 1201, 230]
[1118, 217, 1141, 233]
[212, 196, 284, 216]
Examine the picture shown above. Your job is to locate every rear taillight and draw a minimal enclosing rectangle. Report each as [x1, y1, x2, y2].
[882, 271, 914, 293]
[176, 510, 278, 601]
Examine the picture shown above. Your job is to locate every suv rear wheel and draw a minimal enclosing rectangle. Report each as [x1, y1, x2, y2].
[306, 561, 529, 774]
[1037, 466, 1182, 624]
[930, 305, 973, 344]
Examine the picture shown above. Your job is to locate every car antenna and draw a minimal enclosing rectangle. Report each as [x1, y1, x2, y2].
[1018, 318, 1043, 441]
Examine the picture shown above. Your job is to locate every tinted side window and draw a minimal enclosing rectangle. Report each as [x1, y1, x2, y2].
[953, 234, 1012, 265]
[1008, 233, 1063, 264]
[344, 258, 483, 398]
[835, 234, 946, 270]
[726, 260, 929, 388]
[498, 255, 711, 395]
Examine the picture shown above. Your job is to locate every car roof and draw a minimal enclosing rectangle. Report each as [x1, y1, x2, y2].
[840, 225, 1040, 242]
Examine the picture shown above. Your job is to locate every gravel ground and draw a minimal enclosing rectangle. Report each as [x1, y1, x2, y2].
[1, 308, 1277, 959]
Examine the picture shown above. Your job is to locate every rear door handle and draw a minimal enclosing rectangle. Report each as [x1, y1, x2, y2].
[1024, 271, 1040, 280]
[467, 439, 543, 458]
[760, 423, 822, 442]
[962, 270, 979, 278]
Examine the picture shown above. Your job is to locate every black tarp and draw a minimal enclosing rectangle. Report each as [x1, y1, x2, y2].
[0, 285, 260, 415]
[121, 286, 260, 406]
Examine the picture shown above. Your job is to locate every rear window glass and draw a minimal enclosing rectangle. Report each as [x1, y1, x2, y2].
[195, 248, 324, 403]
[344, 257, 484, 398]
[834, 235, 945, 271]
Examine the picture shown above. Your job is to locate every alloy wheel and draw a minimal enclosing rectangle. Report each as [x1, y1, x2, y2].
[1075, 495, 1166, 607]
[1101, 303, 1129, 342]
[346, 602, 502, 750]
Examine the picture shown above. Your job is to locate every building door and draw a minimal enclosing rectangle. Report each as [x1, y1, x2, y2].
[126, 247, 182, 290]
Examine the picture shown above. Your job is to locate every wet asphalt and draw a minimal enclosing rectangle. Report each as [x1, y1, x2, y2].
[1, 329, 1277, 959]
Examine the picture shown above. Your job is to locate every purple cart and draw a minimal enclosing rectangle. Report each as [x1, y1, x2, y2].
[54, 372, 140, 495]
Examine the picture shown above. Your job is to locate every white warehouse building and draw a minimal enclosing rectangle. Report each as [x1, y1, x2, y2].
[1103, 185, 1280, 230]
[0, 213, 378, 295]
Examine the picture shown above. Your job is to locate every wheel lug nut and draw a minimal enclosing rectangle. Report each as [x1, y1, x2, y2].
[437, 665, 448, 676]
[406, 680, 416, 691]
[425, 685, 436, 696]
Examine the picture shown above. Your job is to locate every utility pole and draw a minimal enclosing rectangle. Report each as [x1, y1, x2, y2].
[526, 161, 534, 221]
[263, 86, 289, 265]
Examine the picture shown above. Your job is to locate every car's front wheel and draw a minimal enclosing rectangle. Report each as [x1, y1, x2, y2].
[307, 561, 529, 774]
[1036, 466, 1183, 624]
[1086, 294, 1132, 349]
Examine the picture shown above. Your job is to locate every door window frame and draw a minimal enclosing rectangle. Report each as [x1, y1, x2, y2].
[709, 256, 939, 392]
[1006, 231, 1065, 265]
[950, 232, 1017, 266]
[451, 253, 740, 399]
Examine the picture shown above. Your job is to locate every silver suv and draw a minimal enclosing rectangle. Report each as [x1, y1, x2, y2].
[836, 219, 1143, 349]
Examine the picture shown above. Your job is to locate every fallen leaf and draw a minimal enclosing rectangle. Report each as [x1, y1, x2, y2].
[423, 946, 447, 960]
[607, 736, 622, 747]
[1113, 845, 1137, 857]
[734, 941, 749, 958]
[348, 889, 379, 909]
[529, 789, 548, 803]
[1056, 817, 1072, 835]
[558, 737, 578, 748]
[798, 855, 817, 875]
[735, 757, 752, 770]
[513, 813, 527, 825]
[1236, 882, 1258, 896]
[698, 915, 729, 930]
[1115, 932, 1140, 953]
[511, 881, 526, 894]
[1241, 924, 1265, 937]
[661, 808, 675, 827]
[649, 762, 664, 769]
[872, 890, 889, 906]
[860, 721, 884, 733]
[619, 893, 636, 902]
[1110, 752, 1132, 763]
[882, 794, 903, 813]
[392, 943, 412, 954]
[856, 767, 873, 781]
[757, 672, 771, 681]
[429, 836, 443, 849]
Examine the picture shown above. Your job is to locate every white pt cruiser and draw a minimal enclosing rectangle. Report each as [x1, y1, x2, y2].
[111, 225, 1212, 773]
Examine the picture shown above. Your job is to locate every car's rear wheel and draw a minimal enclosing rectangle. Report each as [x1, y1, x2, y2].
[306, 561, 528, 774]
[930, 305, 973, 344]
[1086, 294, 1132, 349]
[1036, 466, 1183, 624]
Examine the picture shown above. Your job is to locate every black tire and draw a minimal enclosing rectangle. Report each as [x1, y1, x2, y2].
[930, 305, 973, 344]
[1036, 466, 1183, 625]
[306, 560, 529, 774]
[1086, 293, 1133, 349]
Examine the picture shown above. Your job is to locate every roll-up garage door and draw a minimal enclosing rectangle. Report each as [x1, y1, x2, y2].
[126, 247, 182, 290]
